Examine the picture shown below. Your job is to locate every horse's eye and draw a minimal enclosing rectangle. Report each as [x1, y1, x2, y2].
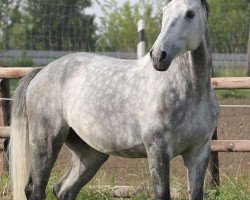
[186, 10, 195, 19]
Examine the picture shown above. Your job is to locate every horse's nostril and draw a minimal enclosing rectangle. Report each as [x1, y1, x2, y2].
[150, 49, 153, 59]
[159, 51, 167, 61]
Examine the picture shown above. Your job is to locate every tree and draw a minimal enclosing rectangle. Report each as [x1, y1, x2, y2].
[96, 0, 161, 52]
[24, 0, 97, 51]
[0, 0, 97, 51]
[0, 0, 9, 50]
[208, 0, 249, 53]
[97, 0, 249, 54]
[0, 1, 24, 50]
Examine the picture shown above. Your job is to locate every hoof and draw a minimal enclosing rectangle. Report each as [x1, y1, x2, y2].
[55, 190, 75, 200]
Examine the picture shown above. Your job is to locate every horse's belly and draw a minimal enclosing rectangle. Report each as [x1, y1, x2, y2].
[69, 118, 147, 158]
[109, 143, 147, 158]
[78, 130, 147, 158]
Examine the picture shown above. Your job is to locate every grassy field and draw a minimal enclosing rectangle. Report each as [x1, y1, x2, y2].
[1, 171, 250, 199]
[213, 67, 250, 100]
[216, 89, 250, 100]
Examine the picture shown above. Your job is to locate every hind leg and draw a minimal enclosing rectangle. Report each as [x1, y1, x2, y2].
[53, 130, 109, 200]
[52, 153, 79, 197]
[25, 115, 69, 200]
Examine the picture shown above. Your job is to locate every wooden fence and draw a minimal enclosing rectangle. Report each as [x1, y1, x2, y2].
[0, 67, 250, 188]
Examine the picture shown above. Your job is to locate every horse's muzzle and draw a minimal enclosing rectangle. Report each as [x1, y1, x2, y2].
[150, 49, 172, 71]
[153, 60, 172, 71]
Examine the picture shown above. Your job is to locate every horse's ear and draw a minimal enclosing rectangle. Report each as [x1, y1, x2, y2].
[201, 0, 210, 17]
[162, 0, 171, 12]
[166, 0, 172, 5]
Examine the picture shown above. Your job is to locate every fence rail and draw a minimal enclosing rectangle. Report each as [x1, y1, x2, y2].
[0, 126, 249, 152]
[0, 67, 249, 189]
[0, 126, 10, 138]
[1, 67, 250, 88]
[212, 77, 250, 89]
[212, 140, 250, 152]
[0, 67, 36, 79]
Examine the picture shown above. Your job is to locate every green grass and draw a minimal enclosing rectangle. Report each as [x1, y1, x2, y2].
[213, 68, 246, 78]
[213, 68, 250, 100]
[0, 173, 9, 197]
[205, 180, 250, 200]
[0, 53, 35, 68]
[1, 172, 249, 200]
[215, 90, 250, 100]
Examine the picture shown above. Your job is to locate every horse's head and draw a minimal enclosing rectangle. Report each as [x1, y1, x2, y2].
[150, 0, 209, 71]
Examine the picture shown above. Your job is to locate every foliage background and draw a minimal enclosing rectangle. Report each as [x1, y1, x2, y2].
[208, 0, 250, 53]
[0, 0, 97, 51]
[0, 0, 249, 53]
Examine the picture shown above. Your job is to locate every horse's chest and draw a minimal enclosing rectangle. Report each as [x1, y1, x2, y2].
[168, 103, 216, 156]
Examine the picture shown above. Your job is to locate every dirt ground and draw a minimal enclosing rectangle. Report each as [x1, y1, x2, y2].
[1, 98, 250, 194]
[51, 99, 250, 191]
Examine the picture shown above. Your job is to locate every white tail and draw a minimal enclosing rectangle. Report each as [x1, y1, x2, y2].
[10, 68, 42, 200]
[10, 114, 31, 200]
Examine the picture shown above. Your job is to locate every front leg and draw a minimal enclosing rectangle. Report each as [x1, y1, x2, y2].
[182, 142, 211, 200]
[144, 136, 171, 200]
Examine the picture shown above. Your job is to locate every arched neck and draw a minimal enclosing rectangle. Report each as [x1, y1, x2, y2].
[186, 27, 212, 96]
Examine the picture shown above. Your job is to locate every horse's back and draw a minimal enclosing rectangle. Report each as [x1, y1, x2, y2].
[26, 52, 137, 119]
[26, 53, 146, 157]
[27, 52, 137, 99]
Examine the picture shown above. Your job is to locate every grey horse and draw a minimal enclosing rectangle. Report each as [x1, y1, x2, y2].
[10, 0, 219, 199]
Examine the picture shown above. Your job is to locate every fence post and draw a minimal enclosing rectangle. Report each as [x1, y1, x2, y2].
[208, 128, 220, 188]
[137, 19, 146, 59]
[0, 79, 11, 172]
[247, 29, 250, 76]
